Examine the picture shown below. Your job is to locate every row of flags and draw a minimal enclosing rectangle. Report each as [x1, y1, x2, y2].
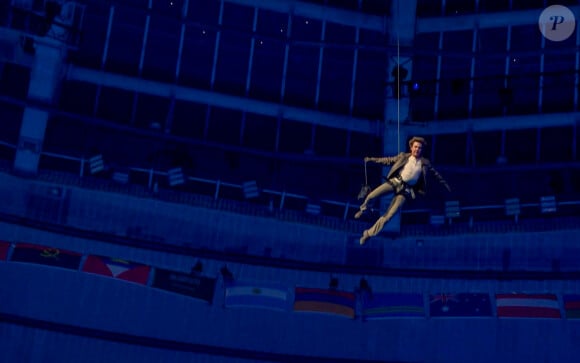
[2, 241, 580, 320]
[0, 241, 215, 304]
[225, 284, 580, 320]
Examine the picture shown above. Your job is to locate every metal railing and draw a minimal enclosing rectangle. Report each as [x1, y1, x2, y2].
[1, 141, 579, 234]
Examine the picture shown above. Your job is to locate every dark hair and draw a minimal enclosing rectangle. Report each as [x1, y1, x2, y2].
[408, 136, 427, 148]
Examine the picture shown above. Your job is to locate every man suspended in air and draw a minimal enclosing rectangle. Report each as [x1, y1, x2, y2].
[355, 136, 451, 245]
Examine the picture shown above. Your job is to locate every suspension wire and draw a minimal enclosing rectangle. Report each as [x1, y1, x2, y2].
[396, 0, 401, 152]
[397, 29, 400, 152]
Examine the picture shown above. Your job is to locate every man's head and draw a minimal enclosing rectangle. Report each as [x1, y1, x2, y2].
[408, 136, 427, 158]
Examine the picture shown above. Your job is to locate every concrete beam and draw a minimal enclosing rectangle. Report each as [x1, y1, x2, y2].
[223, 0, 387, 32]
[0, 28, 34, 66]
[65, 65, 380, 134]
[400, 112, 579, 135]
[416, 6, 580, 33]
[224, 1, 580, 36]
[66, 66, 578, 137]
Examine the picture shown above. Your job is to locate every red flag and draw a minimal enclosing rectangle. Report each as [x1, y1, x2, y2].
[496, 293, 560, 318]
[293, 287, 356, 318]
[82, 255, 151, 285]
[0, 240, 10, 261]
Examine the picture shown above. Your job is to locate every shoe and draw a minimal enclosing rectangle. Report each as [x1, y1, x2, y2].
[359, 230, 370, 245]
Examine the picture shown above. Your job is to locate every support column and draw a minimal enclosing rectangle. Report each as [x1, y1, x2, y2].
[381, 0, 417, 234]
[14, 39, 66, 175]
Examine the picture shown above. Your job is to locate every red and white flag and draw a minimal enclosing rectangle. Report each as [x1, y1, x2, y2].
[495, 293, 560, 318]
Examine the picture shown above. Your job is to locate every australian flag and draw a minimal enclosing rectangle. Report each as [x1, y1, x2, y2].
[430, 293, 492, 317]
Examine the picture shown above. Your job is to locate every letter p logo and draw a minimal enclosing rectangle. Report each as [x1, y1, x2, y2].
[550, 15, 565, 30]
[539, 5, 576, 41]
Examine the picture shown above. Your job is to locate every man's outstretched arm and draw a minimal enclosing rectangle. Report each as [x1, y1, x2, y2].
[428, 164, 451, 192]
[364, 153, 403, 165]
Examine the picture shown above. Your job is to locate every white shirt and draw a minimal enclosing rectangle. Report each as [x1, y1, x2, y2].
[399, 156, 422, 185]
